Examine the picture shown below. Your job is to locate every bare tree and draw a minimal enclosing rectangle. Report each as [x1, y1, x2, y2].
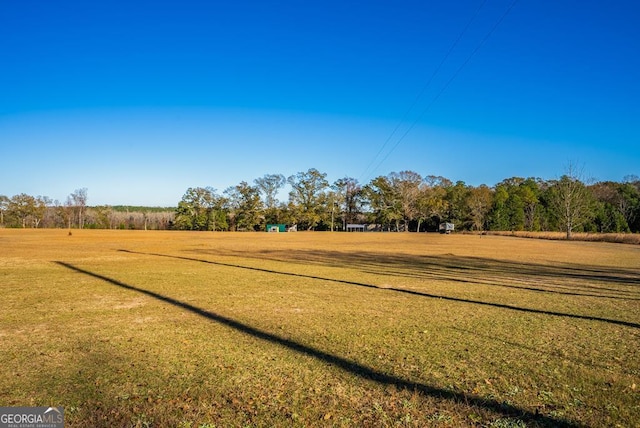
[63, 196, 75, 230]
[70, 188, 88, 229]
[254, 174, 286, 210]
[254, 173, 286, 225]
[548, 163, 595, 239]
[389, 171, 422, 232]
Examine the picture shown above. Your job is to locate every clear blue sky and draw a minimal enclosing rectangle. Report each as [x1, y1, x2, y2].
[1, 0, 638, 206]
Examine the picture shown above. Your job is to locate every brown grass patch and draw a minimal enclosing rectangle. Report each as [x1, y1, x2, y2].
[488, 230, 640, 245]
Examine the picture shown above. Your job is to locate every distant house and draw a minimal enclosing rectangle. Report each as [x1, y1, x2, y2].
[346, 224, 367, 232]
[439, 222, 454, 234]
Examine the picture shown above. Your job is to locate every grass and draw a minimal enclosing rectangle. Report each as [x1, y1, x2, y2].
[487, 230, 640, 245]
[0, 229, 638, 427]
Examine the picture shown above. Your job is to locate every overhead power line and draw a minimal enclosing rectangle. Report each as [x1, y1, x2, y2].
[360, 0, 520, 182]
[358, 0, 489, 183]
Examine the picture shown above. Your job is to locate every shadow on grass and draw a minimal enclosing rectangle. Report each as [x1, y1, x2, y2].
[200, 248, 640, 298]
[117, 250, 640, 330]
[55, 260, 582, 428]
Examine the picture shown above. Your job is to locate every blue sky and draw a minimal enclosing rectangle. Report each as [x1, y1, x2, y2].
[1, 0, 638, 206]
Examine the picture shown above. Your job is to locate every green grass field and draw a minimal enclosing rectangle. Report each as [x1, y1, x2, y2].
[1, 230, 638, 427]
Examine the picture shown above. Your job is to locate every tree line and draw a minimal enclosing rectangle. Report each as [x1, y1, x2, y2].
[2, 167, 639, 238]
[0, 188, 174, 231]
[173, 166, 640, 238]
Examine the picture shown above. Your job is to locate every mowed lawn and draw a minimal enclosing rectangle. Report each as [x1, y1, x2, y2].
[1, 230, 638, 427]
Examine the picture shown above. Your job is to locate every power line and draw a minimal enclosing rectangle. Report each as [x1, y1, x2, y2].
[362, 0, 520, 182]
[358, 0, 489, 183]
